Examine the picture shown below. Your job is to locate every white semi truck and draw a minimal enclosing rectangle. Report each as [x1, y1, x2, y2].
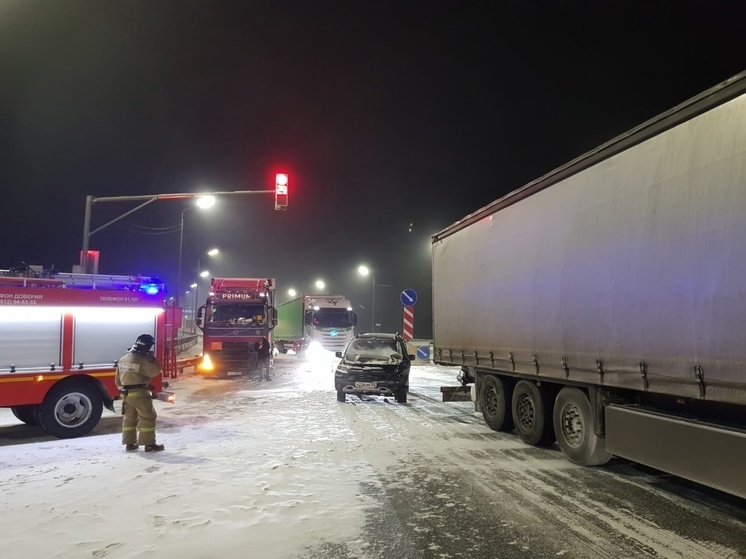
[432, 71, 746, 498]
[274, 294, 357, 355]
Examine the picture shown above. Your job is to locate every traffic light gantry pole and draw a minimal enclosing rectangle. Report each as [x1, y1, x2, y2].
[80, 188, 280, 272]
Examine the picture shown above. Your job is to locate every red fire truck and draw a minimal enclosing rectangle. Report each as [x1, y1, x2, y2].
[0, 270, 173, 438]
[196, 277, 276, 377]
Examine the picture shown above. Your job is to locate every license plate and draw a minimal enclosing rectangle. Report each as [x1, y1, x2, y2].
[355, 381, 377, 389]
[227, 371, 242, 376]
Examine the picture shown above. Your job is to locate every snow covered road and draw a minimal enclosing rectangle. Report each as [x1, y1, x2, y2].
[0, 354, 744, 558]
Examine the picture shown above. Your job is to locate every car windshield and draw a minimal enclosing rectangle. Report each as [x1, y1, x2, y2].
[344, 338, 402, 363]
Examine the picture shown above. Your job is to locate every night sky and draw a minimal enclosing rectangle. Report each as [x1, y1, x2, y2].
[1, 1, 744, 337]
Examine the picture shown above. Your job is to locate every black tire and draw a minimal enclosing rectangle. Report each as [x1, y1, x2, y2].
[553, 387, 612, 466]
[36, 382, 103, 439]
[336, 390, 346, 402]
[395, 387, 408, 404]
[480, 375, 514, 432]
[511, 380, 555, 446]
[11, 405, 38, 426]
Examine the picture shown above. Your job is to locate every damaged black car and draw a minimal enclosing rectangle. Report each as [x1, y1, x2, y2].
[334, 332, 414, 403]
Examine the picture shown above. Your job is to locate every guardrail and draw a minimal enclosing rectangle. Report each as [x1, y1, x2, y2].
[174, 333, 199, 354]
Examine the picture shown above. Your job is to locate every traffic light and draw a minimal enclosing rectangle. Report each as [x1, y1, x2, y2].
[275, 173, 288, 211]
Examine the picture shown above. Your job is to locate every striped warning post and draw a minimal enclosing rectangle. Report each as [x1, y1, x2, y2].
[403, 306, 414, 340]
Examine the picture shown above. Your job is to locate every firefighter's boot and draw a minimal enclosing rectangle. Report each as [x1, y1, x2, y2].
[125, 444, 139, 451]
[144, 444, 165, 452]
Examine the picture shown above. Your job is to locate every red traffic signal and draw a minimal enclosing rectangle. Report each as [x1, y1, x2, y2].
[275, 173, 288, 211]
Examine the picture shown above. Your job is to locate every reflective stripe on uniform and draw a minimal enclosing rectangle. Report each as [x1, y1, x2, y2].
[138, 427, 155, 432]
[124, 389, 151, 397]
[122, 427, 136, 432]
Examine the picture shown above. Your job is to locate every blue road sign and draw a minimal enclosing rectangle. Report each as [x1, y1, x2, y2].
[416, 346, 430, 360]
[401, 288, 418, 306]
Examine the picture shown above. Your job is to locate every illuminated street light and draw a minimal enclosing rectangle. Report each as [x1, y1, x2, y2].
[288, 288, 297, 297]
[80, 183, 282, 276]
[178, 197, 216, 306]
[315, 279, 326, 293]
[357, 265, 375, 332]
[190, 249, 219, 333]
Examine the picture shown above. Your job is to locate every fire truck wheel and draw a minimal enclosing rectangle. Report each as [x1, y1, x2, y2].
[37, 382, 103, 439]
[11, 405, 38, 426]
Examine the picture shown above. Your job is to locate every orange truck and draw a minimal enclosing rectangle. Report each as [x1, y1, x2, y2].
[0, 270, 173, 438]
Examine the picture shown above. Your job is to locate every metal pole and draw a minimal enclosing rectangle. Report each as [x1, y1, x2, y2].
[81, 195, 93, 272]
[371, 275, 376, 332]
[193, 283, 199, 334]
[177, 210, 185, 310]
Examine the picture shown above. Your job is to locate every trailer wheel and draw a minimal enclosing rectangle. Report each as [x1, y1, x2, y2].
[511, 381, 555, 446]
[36, 382, 103, 439]
[553, 387, 611, 466]
[480, 375, 514, 432]
[336, 390, 346, 402]
[11, 405, 38, 426]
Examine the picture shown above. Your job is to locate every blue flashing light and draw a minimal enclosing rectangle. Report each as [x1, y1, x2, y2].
[141, 283, 162, 296]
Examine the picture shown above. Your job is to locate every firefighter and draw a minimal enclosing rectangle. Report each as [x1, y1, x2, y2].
[115, 334, 165, 452]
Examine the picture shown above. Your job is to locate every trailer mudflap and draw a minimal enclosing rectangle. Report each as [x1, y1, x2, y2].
[440, 385, 473, 402]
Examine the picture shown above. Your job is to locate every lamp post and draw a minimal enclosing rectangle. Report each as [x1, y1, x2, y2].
[190, 248, 219, 331]
[190, 283, 199, 333]
[357, 265, 375, 332]
[80, 185, 282, 279]
[177, 196, 216, 308]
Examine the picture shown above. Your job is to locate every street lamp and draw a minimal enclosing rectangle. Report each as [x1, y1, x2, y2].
[80, 182, 283, 277]
[357, 265, 375, 332]
[177, 196, 216, 307]
[190, 283, 199, 333]
[315, 279, 326, 294]
[187, 248, 219, 334]
[288, 288, 297, 297]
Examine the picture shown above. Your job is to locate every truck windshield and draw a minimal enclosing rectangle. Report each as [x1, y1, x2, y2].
[211, 303, 266, 325]
[313, 308, 354, 328]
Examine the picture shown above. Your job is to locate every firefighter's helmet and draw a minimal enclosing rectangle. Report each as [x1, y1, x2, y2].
[130, 334, 156, 354]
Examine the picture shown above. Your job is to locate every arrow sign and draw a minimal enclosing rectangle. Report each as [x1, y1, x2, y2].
[400, 288, 418, 306]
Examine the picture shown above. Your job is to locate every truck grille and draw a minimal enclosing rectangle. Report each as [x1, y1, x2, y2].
[320, 331, 349, 351]
[212, 342, 256, 374]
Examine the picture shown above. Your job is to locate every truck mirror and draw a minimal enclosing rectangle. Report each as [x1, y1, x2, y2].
[269, 306, 278, 327]
[196, 305, 205, 330]
[304, 310, 313, 326]
[352, 312, 358, 326]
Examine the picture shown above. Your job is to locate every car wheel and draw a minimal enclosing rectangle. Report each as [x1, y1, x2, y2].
[36, 382, 103, 439]
[480, 375, 514, 431]
[336, 390, 346, 402]
[553, 387, 611, 466]
[11, 405, 38, 426]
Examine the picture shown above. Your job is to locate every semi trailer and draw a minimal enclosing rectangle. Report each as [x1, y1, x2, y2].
[432, 71, 746, 498]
